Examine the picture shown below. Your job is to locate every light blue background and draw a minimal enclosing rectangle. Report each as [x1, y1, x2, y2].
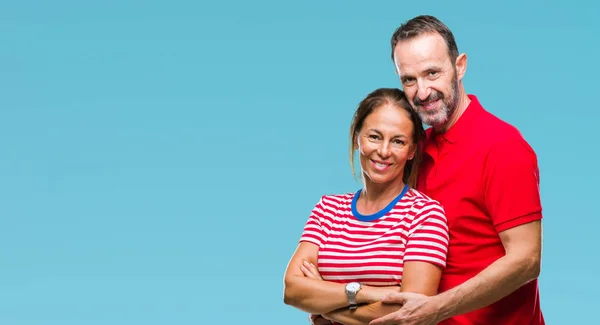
[1, 0, 598, 324]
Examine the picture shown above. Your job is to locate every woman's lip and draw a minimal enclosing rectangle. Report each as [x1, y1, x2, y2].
[371, 159, 392, 171]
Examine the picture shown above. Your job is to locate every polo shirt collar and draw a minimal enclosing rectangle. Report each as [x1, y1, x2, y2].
[431, 94, 483, 144]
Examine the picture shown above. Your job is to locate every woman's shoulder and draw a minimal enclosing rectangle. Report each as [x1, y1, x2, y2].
[321, 191, 356, 200]
[321, 191, 355, 203]
[399, 188, 445, 212]
[391, 189, 447, 228]
[314, 192, 356, 209]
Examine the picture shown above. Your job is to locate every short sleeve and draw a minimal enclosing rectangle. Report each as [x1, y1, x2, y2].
[483, 139, 543, 233]
[404, 201, 449, 268]
[299, 196, 328, 247]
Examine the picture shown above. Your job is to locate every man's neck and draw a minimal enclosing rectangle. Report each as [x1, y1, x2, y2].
[434, 91, 471, 134]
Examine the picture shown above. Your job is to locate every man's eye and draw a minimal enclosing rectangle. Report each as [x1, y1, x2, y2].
[403, 78, 416, 85]
[368, 135, 379, 140]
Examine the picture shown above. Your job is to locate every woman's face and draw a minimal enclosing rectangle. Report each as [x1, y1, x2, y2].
[357, 103, 415, 187]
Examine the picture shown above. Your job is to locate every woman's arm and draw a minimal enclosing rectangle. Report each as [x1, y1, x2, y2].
[283, 242, 400, 314]
[322, 199, 449, 325]
[321, 261, 442, 325]
[284, 242, 349, 314]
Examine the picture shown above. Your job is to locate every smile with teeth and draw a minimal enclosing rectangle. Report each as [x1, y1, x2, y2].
[422, 99, 439, 110]
[371, 159, 392, 171]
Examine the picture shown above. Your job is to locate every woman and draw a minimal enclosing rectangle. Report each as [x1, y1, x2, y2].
[283, 88, 450, 325]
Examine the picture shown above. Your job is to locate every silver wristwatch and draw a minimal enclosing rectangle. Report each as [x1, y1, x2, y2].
[345, 282, 362, 310]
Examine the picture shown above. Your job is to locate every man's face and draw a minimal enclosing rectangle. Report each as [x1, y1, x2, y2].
[393, 33, 459, 127]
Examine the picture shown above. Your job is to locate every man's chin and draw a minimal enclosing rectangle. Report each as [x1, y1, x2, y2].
[422, 115, 449, 127]
[418, 110, 443, 124]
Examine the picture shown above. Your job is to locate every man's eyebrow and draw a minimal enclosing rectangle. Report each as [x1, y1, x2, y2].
[424, 66, 442, 72]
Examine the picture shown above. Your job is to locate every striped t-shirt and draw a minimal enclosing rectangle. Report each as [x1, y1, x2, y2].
[300, 185, 449, 286]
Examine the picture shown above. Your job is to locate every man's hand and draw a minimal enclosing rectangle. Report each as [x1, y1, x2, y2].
[309, 314, 333, 325]
[369, 292, 444, 325]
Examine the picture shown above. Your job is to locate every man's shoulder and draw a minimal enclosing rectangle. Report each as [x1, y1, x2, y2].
[474, 107, 536, 155]
[478, 109, 524, 141]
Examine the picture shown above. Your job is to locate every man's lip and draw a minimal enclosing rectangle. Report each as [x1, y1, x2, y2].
[420, 98, 439, 109]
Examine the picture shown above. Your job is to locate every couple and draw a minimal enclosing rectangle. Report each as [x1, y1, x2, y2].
[283, 15, 544, 325]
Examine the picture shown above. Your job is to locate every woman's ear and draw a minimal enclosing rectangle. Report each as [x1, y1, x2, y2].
[408, 144, 416, 160]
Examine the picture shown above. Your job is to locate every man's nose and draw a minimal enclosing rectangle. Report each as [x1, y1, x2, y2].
[416, 79, 431, 101]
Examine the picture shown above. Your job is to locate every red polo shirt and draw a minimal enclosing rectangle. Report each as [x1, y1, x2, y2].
[417, 95, 544, 325]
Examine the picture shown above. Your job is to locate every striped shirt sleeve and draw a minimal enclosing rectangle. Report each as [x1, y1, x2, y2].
[404, 201, 449, 268]
[299, 196, 328, 247]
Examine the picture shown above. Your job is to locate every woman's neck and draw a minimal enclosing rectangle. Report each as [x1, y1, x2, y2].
[358, 177, 406, 214]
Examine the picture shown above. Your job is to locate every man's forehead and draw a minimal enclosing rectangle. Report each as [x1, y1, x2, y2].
[393, 33, 450, 71]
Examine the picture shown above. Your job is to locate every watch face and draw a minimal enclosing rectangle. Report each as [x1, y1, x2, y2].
[347, 282, 361, 292]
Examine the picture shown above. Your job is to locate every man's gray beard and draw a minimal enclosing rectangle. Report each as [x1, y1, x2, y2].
[419, 78, 459, 127]
[420, 105, 451, 126]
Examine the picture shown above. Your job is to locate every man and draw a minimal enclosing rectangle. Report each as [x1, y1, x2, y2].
[370, 15, 544, 325]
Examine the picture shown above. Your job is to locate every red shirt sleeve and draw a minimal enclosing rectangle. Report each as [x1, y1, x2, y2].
[483, 138, 543, 233]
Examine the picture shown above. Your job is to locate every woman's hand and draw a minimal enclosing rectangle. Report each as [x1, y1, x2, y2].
[301, 260, 323, 280]
[301, 262, 332, 324]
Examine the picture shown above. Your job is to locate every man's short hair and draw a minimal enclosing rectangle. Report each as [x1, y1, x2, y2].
[390, 15, 459, 62]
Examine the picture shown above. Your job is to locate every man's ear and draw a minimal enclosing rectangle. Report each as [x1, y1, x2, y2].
[455, 53, 467, 81]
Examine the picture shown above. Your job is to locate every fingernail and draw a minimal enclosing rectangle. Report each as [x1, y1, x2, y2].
[303, 261, 309, 266]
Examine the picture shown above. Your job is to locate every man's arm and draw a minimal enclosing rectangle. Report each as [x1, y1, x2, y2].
[431, 138, 543, 318]
[371, 138, 544, 325]
[323, 303, 403, 325]
[370, 219, 542, 325]
[434, 219, 541, 318]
